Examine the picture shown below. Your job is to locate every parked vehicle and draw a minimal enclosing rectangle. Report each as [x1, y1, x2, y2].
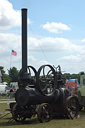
[77, 75, 85, 109]
[10, 82, 18, 91]
[65, 79, 80, 94]
[0, 83, 10, 95]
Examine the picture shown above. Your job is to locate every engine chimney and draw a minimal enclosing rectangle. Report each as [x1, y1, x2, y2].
[22, 8, 27, 72]
[21, 8, 28, 87]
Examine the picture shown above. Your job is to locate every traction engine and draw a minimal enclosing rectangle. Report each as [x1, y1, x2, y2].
[10, 8, 79, 123]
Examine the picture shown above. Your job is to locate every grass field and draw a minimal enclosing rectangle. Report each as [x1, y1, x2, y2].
[0, 103, 85, 128]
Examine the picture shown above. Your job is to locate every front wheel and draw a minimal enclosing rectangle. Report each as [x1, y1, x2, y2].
[37, 103, 52, 123]
[12, 103, 26, 122]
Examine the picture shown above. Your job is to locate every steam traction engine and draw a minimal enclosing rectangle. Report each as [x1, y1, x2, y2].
[10, 9, 79, 123]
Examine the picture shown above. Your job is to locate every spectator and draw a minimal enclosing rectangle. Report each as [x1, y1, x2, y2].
[14, 89, 16, 93]
[10, 88, 13, 92]
[10, 88, 13, 98]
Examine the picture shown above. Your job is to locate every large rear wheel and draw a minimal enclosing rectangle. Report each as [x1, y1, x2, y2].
[65, 96, 79, 119]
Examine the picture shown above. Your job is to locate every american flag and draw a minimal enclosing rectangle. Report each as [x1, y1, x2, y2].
[12, 50, 17, 56]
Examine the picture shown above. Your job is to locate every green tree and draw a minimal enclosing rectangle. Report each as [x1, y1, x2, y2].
[0, 66, 10, 83]
[64, 73, 71, 79]
[8, 67, 19, 82]
[64, 72, 80, 83]
[3, 74, 11, 84]
[79, 71, 84, 75]
[0, 66, 5, 81]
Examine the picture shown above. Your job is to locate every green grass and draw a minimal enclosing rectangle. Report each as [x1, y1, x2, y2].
[0, 103, 85, 128]
[0, 95, 15, 101]
[0, 95, 10, 99]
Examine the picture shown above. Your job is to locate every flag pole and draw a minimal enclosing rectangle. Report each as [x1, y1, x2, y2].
[10, 50, 17, 69]
[10, 50, 12, 69]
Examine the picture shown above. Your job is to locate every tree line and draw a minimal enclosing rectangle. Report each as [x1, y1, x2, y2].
[0, 66, 84, 84]
[0, 66, 18, 84]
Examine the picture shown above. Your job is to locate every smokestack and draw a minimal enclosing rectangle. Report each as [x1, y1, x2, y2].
[22, 8, 27, 72]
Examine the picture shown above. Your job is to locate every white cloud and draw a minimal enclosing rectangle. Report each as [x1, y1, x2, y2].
[28, 36, 81, 53]
[42, 22, 71, 33]
[28, 52, 85, 74]
[0, 0, 20, 29]
[82, 38, 85, 43]
[0, 32, 21, 50]
[56, 54, 85, 73]
[28, 56, 49, 70]
[1, 0, 85, 75]
[0, 31, 85, 74]
[27, 36, 85, 73]
[0, 0, 30, 29]
[29, 56, 37, 62]
[0, 32, 21, 71]
[58, 55, 81, 62]
[28, 36, 85, 73]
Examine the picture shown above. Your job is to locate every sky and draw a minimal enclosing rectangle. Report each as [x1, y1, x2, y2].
[0, 0, 85, 74]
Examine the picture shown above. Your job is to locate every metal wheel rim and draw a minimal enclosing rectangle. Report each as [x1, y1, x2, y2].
[36, 65, 57, 96]
[12, 103, 26, 122]
[37, 103, 52, 123]
[65, 96, 79, 119]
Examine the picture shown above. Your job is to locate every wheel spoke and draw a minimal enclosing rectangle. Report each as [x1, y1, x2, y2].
[37, 103, 52, 123]
[37, 65, 56, 96]
[66, 96, 79, 119]
[12, 104, 26, 122]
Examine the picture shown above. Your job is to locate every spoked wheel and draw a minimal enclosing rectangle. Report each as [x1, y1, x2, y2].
[37, 103, 52, 123]
[37, 65, 57, 96]
[65, 96, 79, 119]
[12, 103, 26, 122]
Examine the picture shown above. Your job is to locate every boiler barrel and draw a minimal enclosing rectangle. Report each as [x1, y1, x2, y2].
[15, 87, 59, 106]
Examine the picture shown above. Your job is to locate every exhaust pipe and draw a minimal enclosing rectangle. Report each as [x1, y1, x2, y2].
[21, 8, 28, 87]
[22, 8, 27, 72]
